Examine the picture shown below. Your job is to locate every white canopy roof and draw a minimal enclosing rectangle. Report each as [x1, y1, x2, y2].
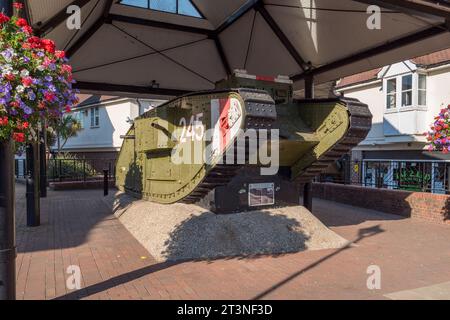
[24, 0, 450, 97]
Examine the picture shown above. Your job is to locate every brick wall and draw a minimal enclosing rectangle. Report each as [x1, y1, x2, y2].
[313, 183, 450, 225]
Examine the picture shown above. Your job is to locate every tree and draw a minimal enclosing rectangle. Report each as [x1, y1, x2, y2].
[53, 115, 82, 155]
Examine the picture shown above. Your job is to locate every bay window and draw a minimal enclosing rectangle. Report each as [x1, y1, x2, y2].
[384, 73, 427, 111]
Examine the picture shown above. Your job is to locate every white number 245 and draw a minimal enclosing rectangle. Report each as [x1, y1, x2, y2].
[179, 113, 204, 142]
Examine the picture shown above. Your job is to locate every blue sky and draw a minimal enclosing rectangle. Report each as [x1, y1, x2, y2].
[120, 0, 202, 18]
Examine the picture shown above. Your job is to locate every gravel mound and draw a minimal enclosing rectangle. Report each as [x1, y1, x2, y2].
[107, 191, 348, 262]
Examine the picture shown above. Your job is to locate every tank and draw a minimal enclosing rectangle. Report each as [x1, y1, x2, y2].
[116, 70, 372, 204]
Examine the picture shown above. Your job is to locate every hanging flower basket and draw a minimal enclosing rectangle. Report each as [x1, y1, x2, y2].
[0, 3, 78, 147]
[426, 105, 450, 154]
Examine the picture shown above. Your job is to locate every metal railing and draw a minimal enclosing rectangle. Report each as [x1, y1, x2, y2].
[318, 159, 450, 194]
[48, 158, 116, 182]
[15, 158, 116, 182]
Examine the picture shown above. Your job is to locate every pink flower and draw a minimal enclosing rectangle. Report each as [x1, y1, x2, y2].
[13, 2, 24, 10]
[21, 77, 33, 87]
[55, 50, 65, 59]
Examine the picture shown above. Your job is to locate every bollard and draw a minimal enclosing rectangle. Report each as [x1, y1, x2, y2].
[103, 169, 109, 196]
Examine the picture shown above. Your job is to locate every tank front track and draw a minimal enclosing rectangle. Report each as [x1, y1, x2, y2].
[182, 89, 276, 204]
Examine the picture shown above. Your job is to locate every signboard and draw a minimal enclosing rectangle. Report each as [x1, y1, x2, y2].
[248, 183, 275, 207]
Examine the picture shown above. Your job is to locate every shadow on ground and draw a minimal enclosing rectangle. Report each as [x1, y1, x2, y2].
[160, 210, 312, 262]
[14, 183, 140, 254]
[309, 197, 406, 228]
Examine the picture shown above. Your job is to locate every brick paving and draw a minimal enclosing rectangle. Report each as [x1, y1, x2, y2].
[14, 184, 450, 300]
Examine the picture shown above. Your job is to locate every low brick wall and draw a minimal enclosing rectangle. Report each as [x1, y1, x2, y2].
[313, 183, 450, 225]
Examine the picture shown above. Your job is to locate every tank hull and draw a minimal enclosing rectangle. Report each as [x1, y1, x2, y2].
[116, 90, 371, 204]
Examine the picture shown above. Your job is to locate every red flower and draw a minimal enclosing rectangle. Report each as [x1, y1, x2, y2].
[9, 101, 19, 108]
[22, 121, 29, 129]
[443, 148, 449, 154]
[21, 76, 33, 87]
[41, 39, 55, 54]
[13, 2, 24, 9]
[65, 106, 71, 113]
[55, 50, 65, 59]
[44, 92, 55, 102]
[0, 13, 10, 24]
[27, 36, 42, 49]
[0, 116, 8, 126]
[15, 18, 27, 27]
[12, 132, 25, 143]
[5, 74, 15, 81]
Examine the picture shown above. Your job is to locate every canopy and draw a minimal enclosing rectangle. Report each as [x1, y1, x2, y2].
[24, 0, 450, 97]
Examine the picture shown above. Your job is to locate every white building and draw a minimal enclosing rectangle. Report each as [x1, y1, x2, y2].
[337, 48, 450, 160]
[60, 95, 165, 159]
[336, 48, 450, 192]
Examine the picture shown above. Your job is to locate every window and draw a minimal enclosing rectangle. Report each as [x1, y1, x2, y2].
[90, 107, 99, 128]
[74, 111, 84, 129]
[401, 75, 413, 107]
[418, 74, 427, 106]
[384, 73, 428, 111]
[386, 78, 396, 109]
[120, 0, 202, 18]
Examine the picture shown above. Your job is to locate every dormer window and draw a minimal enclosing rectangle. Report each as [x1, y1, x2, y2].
[120, 0, 203, 18]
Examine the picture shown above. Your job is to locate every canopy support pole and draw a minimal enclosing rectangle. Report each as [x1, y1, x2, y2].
[26, 143, 40, 227]
[39, 125, 47, 198]
[303, 74, 314, 212]
[0, 0, 16, 301]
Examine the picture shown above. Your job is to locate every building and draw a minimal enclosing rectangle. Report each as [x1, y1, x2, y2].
[59, 95, 165, 160]
[335, 48, 450, 193]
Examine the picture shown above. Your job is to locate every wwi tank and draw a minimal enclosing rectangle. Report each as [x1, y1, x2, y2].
[116, 70, 372, 204]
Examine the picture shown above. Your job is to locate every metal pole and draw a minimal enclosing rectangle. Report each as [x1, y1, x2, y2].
[0, 0, 16, 301]
[303, 74, 314, 211]
[0, 139, 16, 300]
[39, 127, 47, 198]
[26, 143, 40, 227]
[103, 169, 109, 196]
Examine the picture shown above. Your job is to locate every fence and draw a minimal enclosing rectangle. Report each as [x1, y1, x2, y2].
[319, 159, 450, 194]
[48, 158, 116, 182]
[15, 158, 116, 182]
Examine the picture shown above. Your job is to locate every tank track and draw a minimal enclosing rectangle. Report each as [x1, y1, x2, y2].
[294, 97, 372, 183]
[182, 89, 277, 204]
